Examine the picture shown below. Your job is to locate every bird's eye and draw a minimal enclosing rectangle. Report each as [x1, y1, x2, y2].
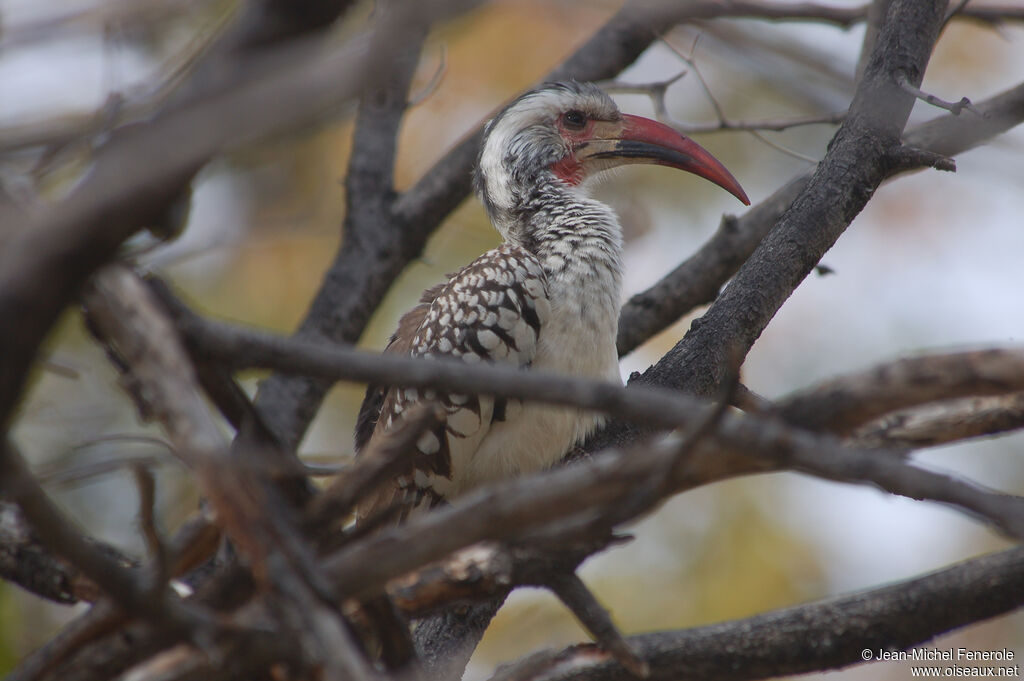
[562, 110, 587, 130]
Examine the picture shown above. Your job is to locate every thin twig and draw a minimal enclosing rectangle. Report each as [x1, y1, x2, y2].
[660, 36, 826, 162]
[546, 573, 649, 678]
[132, 465, 170, 594]
[0, 3, 236, 157]
[600, 75, 844, 134]
[897, 73, 984, 116]
[0, 439, 205, 634]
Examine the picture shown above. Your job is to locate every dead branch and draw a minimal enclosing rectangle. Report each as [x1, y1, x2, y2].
[0, 0, 479, 440]
[83, 264, 382, 680]
[0, 439, 211, 641]
[0, 500, 133, 605]
[546, 574, 649, 678]
[594, 0, 964, 463]
[306, 403, 442, 536]
[162, 295, 1024, 546]
[319, 427, 1024, 604]
[171, 300, 1024, 465]
[251, 1, 432, 461]
[486, 547, 1024, 681]
[616, 78, 1024, 357]
[774, 348, 1024, 435]
[850, 392, 1024, 449]
[897, 73, 983, 116]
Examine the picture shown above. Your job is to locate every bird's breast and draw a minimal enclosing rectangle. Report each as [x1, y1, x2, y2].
[450, 257, 622, 495]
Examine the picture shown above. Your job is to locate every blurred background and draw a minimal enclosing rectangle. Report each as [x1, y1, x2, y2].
[2, 0, 1023, 678]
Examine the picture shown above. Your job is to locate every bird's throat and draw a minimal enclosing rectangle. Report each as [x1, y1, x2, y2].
[551, 156, 584, 186]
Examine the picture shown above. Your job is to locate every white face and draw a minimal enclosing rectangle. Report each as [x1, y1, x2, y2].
[475, 82, 620, 232]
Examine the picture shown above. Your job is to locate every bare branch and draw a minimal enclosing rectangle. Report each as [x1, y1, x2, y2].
[781, 437, 1024, 538]
[165, 308, 1024, 560]
[851, 392, 1024, 449]
[5, 601, 125, 681]
[774, 348, 1024, 435]
[0, 31, 371, 434]
[0, 500, 131, 605]
[170, 288, 1024, 474]
[602, 62, 844, 140]
[320, 423, 1024, 604]
[889, 144, 957, 172]
[897, 73, 984, 116]
[306, 403, 442, 534]
[168, 297, 721, 432]
[0, 0, 216, 50]
[603, 0, 982, 427]
[0, 439, 208, 635]
[487, 547, 1024, 681]
[132, 465, 170, 595]
[547, 574, 649, 678]
[616, 78, 1024, 357]
[0, 6, 235, 156]
[0, 0, 480, 440]
[83, 264, 379, 678]
[252, 1, 433, 455]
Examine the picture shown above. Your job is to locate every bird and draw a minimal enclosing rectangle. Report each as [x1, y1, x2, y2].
[355, 81, 748, 519]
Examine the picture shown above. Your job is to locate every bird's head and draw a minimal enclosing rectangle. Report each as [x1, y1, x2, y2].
[474, 81, 749, 237]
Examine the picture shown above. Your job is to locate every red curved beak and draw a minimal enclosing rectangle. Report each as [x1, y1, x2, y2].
[578, 114, 750, 206]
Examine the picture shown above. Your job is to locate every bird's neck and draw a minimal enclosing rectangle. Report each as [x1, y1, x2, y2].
[501, 179, 624, 333]
[503, 179, 624, 281]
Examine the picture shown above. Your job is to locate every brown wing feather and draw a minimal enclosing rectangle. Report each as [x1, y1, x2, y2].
[354, 303, 430, 454]
[355, 244, 549, 521]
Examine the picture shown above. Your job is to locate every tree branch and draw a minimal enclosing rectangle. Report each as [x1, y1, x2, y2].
[487, 547, 1024, 681]
[0, 500, 133, 605]
[599, 0, 950, 454]
[774, 348, 1024, 435]
[851, 392, 1024, 449]
[250, 2, 433, 456]
[616, 78, 1024, 357]
[318, 424, 1024, 604]
[89, 265, 395, 679]
[0, 30, 371, 433]
[0, 439, 205, 634]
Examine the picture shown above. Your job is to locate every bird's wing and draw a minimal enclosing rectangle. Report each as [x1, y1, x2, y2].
[355, 243, 549, 519]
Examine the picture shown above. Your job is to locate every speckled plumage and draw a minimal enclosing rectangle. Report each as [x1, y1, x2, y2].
[355, 83, 641, 518]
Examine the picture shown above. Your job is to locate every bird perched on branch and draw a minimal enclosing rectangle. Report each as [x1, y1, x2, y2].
[355, 81, 748, 519]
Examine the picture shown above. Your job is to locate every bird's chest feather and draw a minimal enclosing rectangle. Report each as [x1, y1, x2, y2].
[452, 255, 622, 495]
[534, 258, 621, 378]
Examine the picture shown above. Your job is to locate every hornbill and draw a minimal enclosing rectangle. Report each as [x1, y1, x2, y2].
[355, 81, 748, 519]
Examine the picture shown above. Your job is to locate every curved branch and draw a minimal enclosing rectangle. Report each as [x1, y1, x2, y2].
[319, 422, 1024, 603]
[596, 0, 952, 460]
[775, 348, 1024, 435]
[487, 547, 1024, 681]
[0, 500, 133, 605]
[851, 392, 1024, 448]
